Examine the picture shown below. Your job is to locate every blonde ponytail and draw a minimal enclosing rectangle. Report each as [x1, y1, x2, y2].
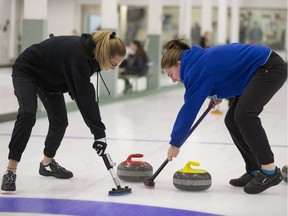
[91, 31, 126, 69]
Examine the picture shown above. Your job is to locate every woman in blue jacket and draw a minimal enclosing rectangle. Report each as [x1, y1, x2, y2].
[161, 39, 287, 194]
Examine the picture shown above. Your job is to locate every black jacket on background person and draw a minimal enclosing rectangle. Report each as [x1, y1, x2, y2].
[119, 53, 148, 76]
[12, 33, 106, 140]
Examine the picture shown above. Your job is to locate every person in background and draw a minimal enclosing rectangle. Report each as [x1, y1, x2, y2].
[119, 40, 149, 93]
[249, 22, 263, 44]
[161, 39, 286, 194]
[1, 31, 126, 193]
[199, 31, 211, 49]
[191, 22, 201, 45]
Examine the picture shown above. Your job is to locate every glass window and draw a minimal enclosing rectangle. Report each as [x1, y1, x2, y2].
[82, 5, 101, 33]
[123, 6, 148, 45]
[239, 9, 286, 50]
[162, 7, 179, 44]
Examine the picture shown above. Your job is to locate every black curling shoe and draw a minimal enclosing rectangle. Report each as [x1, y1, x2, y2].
[39, 159, 73, 179]
[229, 172, 255, 187]
[1, 170, 16, 193]
[244, 167, 282, 194]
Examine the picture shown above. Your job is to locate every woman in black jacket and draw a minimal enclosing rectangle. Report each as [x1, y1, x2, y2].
[1, 31, 126, 193]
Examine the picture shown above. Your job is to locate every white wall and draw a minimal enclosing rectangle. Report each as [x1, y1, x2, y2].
[47, 0, 78, 36]
[0, 0, 12, 64]
[0, 0, 286, 66]
[0, 0, 287, 116]
[239, 0, 286, 9]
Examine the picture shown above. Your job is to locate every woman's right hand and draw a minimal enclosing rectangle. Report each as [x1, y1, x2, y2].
[167, 145, 180, 161]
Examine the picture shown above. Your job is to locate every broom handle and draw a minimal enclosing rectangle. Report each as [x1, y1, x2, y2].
[149, 104, 213, 181]
[186, 104, 213, 138]
[149, 159, 169, 180]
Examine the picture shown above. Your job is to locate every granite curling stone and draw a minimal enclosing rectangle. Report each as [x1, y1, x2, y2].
[282, 164, 288, 183]
[173, 161, 212, 191]
[117, 154, 153, 182]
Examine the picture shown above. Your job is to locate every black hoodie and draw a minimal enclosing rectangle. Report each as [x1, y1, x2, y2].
[12, 34, 106, 139]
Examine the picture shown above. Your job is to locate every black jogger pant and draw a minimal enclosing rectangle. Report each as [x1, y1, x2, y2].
[8, 74, 68, 162]
[224, 51, 287, 172]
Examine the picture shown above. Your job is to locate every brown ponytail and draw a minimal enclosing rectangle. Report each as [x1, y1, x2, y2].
[161, 39, 190, 69]
[91, 31, 126, 69]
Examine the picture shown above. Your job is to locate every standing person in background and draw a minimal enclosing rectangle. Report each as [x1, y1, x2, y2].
[249, 22, 263, 45]
[119, 40, 149, 93]
[199, 31, 211, 49]
[1, 31, 126, 193]
[239, 20, 248, 43]
[191, 22, 201, 45]
[161, 39, 286, 194]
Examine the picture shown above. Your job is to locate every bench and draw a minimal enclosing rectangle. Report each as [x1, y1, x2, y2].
[119, 62, 153, 93]
[119, 74, 145, 92]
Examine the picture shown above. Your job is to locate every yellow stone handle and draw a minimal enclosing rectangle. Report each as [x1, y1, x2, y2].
[178, 161, 207, 174]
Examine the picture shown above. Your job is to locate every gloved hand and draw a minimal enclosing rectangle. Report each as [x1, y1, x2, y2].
[93, 140, 107, 156]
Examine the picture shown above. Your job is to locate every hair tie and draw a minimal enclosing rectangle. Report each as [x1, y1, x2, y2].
[110, 32, 116, 39]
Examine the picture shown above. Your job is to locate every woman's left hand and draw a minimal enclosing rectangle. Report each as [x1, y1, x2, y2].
[167, 145, 180, 161]
[209, 99, 223, 108]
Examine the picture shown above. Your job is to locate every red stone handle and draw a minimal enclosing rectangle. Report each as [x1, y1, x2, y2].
[123, 154, 145, 165]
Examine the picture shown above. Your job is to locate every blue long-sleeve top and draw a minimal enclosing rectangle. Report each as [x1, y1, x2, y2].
[170, 43, 271, 148]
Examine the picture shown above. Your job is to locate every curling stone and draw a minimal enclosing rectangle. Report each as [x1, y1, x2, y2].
[173, 161, 212, 191]
[282, 164, 288, 183]
[117, 154, 153, 182]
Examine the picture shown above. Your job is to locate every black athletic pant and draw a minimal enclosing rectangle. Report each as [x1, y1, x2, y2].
[225, 51, 287, 172]
[8, 73, 68, 162]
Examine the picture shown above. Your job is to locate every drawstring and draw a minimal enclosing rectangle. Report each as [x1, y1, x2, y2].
[96, 71, 111, 102]
[99, 72, 111, 96]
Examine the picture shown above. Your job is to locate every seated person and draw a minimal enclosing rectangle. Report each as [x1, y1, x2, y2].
[119, 40, 149, 93]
